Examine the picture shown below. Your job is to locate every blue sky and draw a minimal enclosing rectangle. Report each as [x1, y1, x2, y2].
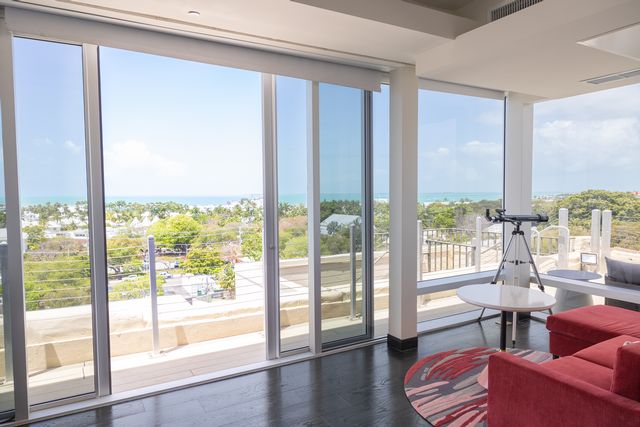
[10, 37, 640, 203]
[418, 90, 503, 195]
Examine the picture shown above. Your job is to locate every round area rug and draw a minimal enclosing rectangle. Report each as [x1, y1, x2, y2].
[404, 347, 552, 427]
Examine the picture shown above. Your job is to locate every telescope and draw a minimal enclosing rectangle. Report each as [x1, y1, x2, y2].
[485, 209, 549, 224]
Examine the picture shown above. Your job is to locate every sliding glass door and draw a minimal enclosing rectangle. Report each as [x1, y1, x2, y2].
[99, 47, 265, 393]
[318, 83, 372, 348]
[275, 76, 310, 353]
[0, 32, 380, 414]
[13, 38, 96, 406]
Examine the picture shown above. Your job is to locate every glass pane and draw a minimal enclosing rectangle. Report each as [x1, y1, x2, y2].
[99, 47, 264, 393]
[417, 90, 504, 320]
[373, 85, 390, 338]
[532, 84, 640, 308]
[13, 38, 95, 404]
[0, 80, 15, 420]
[276, 76, 309, 353]
[318, 83, 366, 346]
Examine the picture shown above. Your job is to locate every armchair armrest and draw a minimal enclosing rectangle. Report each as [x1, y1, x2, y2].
[488, 353, 640, 427]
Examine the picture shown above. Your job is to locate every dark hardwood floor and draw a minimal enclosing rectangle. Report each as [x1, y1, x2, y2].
[31, 318, 550, 427]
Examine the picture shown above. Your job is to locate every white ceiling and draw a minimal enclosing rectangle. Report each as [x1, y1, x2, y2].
[2, 0, 640, 99]
[1, 0, 455, 69]
[414, 0, 640, 99]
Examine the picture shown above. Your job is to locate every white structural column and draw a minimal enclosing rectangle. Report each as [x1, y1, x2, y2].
[0, 16, 29, 420]
[503, 93, 534, 287]
[388, 67, 418, 350]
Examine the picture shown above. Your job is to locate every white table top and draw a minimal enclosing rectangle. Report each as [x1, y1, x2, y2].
[457, 284, 556, 312]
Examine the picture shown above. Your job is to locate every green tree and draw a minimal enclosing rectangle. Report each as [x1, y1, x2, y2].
[107, 236, 145, 276]
[241, 228, 263, 261]
[218, 263, 236, 290]
[281, 235, 308, 258]
[181, 245, 225, 275]
[147, 214, 202, 248]
[23, 225, 45, 250]
[181, 245, 236, 292]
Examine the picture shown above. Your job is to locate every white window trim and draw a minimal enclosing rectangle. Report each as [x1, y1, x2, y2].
[419, 78, 504, 100]
[3, 7, 385, 92]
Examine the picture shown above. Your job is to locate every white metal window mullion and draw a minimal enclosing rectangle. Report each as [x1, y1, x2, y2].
[0, 19, 30, 421]
[82, 43, 112, 396]
[307, 81, 322, 354]
[362, 90, 374, 338]
[261, 73, 280, 360]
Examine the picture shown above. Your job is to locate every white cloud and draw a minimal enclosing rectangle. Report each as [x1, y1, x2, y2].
[476, 111, 503, 126]
[63, 140, 81, 153]
[461, 140, 502, 156]
[533, 117, 640, 190]
[104, 140, 187, 195]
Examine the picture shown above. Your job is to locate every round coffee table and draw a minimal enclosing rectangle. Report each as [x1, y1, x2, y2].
[547, 269, 601, 312]
[457, 284, 556, 351]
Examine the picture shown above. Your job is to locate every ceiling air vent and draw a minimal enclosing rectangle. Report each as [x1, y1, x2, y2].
[583, 68, 640, 85]
[490, 0, 543, 22]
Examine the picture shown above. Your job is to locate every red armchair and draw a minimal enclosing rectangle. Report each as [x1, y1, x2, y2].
[488, 350, 640, 427]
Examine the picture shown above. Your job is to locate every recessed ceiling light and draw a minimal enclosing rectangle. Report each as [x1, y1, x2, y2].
[187, 10, 200, 17]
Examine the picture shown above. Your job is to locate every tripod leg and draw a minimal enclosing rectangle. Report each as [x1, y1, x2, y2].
[512, 312, 517, 347]
[477, 307, 486, 321]
[491, 233, 517, 284]
[522, 236, 545, 291]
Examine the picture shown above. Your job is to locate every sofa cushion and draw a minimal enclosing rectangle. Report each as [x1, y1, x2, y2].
[573, 335, 640, 369]
[606, 257, 640, 284]
[546, 305, 640, 346]
[541, 356, 613, 391]
[611, 342, 640, 401]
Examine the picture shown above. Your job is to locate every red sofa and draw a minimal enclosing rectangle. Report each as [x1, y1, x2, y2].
[488, 305, 640, 427]
[546, 304, 640, 356]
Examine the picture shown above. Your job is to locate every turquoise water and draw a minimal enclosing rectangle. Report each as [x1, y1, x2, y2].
[14, 191, 565, 207]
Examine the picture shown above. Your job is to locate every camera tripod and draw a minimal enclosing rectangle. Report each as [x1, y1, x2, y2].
[477, 220, 551, 346]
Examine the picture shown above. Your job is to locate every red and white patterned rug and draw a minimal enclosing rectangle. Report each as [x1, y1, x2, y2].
[404, 347, 552, 426]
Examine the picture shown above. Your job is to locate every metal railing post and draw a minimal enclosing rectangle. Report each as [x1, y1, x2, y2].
[148, 236, 160, 355]
[475, 217, 482, 271]
[591, 209, 601, 255]
[417, 220, 423, 280]
[558, 208, 569, 268]
[349, 223, 357, 319]
[601, 210, 612, 269]
[471, 238, 478, 271]
[0, 244, 12, 383]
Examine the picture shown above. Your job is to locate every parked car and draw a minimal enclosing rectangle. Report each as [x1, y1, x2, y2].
[159, 271, 172, 279]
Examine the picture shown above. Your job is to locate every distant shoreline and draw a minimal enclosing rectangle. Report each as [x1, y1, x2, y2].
[13, 191, 568, 207]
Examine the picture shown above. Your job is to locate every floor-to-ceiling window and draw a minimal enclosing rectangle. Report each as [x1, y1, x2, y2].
[275, 76, 310, 353]
[99, 47, 264, 392]
[13, 38, 95, 405]
[318, 83, 371, 347]
[1, 27, 382, 415]
[417, 88, 504, 322]
[532, 84, 640, 278]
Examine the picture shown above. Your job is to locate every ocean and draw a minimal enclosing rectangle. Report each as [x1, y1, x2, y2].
[15, 192, 562, 207]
